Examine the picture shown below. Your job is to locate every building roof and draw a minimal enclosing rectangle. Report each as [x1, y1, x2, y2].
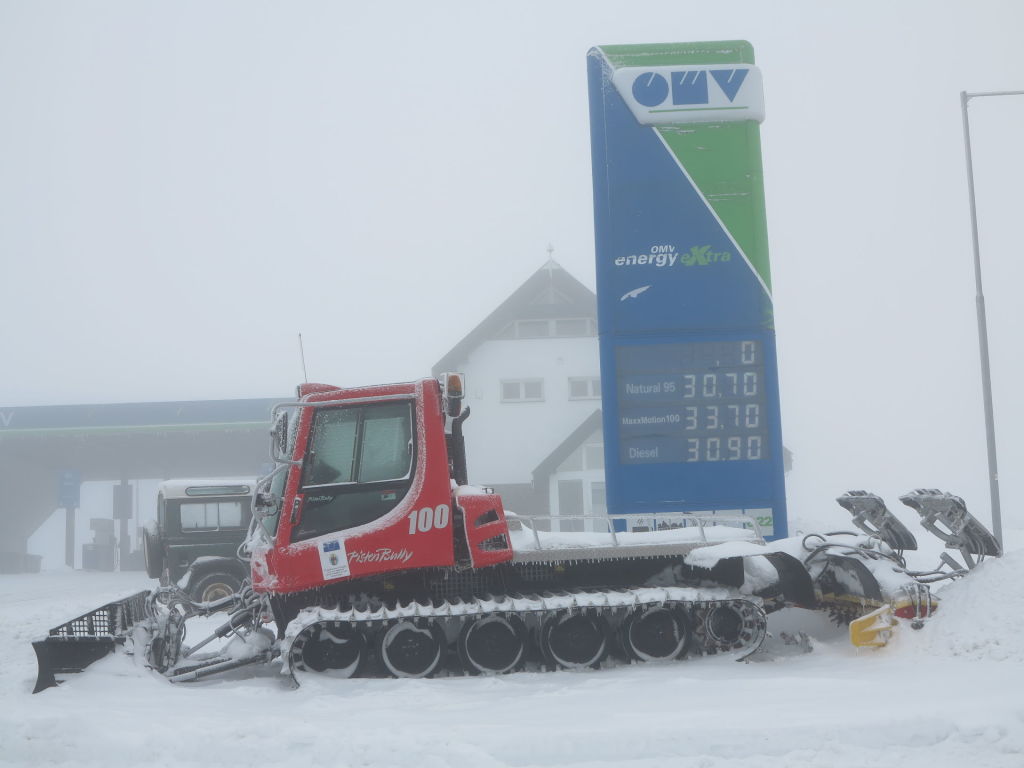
[531, 409, 604, 484]
[432, 260, 596, 375]
[0, 397, 281, 436]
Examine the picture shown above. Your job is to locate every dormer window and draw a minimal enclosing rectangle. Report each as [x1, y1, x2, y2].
[495, 318, 597, 340]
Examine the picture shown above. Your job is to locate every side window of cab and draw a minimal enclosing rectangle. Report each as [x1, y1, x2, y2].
[293, 401, 414, 541]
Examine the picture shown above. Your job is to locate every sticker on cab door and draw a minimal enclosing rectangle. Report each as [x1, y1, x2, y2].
[319, 538, 350, 581]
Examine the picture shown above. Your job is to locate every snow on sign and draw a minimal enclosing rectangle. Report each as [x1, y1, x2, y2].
[588, 41, 787, 539]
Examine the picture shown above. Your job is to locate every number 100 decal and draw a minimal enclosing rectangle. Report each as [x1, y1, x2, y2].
[407, 505, 450, 535]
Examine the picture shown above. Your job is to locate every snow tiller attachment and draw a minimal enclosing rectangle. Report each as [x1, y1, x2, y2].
[823, 489, 1001, 648]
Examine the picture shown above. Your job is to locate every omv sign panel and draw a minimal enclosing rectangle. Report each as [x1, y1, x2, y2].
[588, 41, 787, 539]
[612, 65, 764, 124]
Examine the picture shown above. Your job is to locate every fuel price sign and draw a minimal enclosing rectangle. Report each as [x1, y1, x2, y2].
[588, 41, 787, 538]
[618, 340, 767, 465]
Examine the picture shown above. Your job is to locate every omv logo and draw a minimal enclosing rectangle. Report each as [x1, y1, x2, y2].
[611, 64, 764, 125]
[632, 69, 749, 107]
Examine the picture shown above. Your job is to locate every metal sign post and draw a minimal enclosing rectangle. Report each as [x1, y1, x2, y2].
[58, 470, 81, 568]
[960, 88, 1024, 547]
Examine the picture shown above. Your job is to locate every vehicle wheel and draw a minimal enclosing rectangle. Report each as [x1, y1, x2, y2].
[289, 621, 366, 678]
[378, 619, 446, 678]
[621, 606, 690, 662]
[540, 612, 608, 670]
[457, 615, 526, 675]
[705, 605, 745, 645]
[190, 571, 242, 604]
[142, 528, 164, 580]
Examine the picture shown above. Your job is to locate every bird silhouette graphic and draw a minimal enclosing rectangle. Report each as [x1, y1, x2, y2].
[620, 285, 651, 301]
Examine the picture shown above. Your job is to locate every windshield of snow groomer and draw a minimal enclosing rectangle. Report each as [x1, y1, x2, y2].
[292, 401, 414, 541]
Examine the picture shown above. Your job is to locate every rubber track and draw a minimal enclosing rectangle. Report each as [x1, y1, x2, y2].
[282, 586, 767, 677]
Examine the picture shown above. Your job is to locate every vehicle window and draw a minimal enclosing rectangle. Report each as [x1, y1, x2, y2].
[293, 401, 414, 541]
[180, 500, 245, 531]
[305, 408, 359, 485]
[359, 404, 412, 482]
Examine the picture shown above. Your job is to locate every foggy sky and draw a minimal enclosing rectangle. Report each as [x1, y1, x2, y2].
[2, 0, 1022, 530]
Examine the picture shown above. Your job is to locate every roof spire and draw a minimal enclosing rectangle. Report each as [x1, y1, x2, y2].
[543, 243, 559, 272]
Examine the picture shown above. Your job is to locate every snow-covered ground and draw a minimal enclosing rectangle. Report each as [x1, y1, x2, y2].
[3, 539, 1024, 768]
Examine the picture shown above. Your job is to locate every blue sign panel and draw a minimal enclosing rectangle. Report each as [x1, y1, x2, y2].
[58, 469, 81, 509]
[588, 42, 787, 538]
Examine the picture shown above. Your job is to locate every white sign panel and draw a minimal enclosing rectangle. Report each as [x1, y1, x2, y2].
[611, 65, 764, 125]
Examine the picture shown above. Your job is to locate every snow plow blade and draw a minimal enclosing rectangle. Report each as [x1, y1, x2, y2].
[32, 590, 149, 693]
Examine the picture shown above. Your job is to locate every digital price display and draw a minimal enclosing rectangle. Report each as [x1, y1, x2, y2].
[617, 340, 768, 465]
[588, 41, 788, 538]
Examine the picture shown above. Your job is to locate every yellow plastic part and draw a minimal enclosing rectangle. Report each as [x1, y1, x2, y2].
[850, 604, 897, 648]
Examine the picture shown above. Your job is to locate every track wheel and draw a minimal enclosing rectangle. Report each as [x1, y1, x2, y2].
[622, 606, 690, 662]
[458, 615, 526, 675]
[378, 620, 446, 678]
[703, 602, 767, 654]
[540, 612, 608, 670]
[705, 605, 744, 646]
[289, 621, 365, 678]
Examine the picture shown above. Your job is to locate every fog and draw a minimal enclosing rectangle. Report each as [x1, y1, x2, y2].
[2, 0, 1023, 540]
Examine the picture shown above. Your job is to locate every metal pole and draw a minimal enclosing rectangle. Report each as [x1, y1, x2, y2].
[958, 90, 1024, 546]
[64, 506, 75, 568]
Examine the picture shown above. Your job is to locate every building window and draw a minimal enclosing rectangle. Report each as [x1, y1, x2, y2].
[554, 318, 591, 337]
[495, 318, 597, 340]
[516, 320, 551, 338]
[568, 377, 601, 400]
[501, 379, 544, 402]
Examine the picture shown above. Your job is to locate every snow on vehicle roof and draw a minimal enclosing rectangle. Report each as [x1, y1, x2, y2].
[157, 477, 256, 498]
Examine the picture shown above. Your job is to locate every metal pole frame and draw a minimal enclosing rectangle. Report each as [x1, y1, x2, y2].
[959, 88, 1024, 546]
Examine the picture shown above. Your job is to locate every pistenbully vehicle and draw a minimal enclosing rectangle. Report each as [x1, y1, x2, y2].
[32, 375, 1001, 692]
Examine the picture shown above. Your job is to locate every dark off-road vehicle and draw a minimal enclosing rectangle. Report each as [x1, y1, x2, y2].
[143, 478, 254, 603]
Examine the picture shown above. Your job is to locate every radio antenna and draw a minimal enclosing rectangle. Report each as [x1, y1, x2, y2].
[297, 333, 309, 383]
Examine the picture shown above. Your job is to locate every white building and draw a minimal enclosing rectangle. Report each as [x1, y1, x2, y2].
[432, 260, 606, 530]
